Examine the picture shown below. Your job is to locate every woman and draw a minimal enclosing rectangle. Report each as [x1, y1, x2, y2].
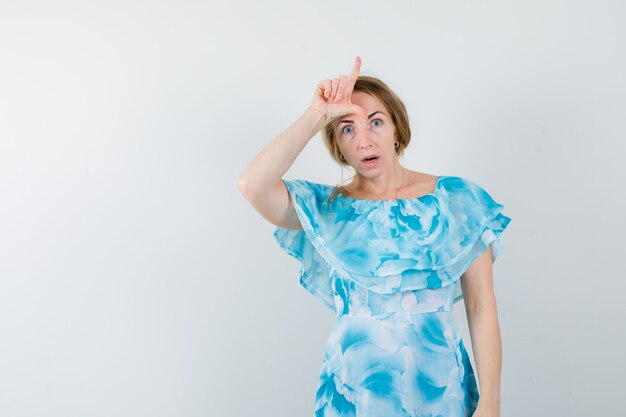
[238, 56, 511, 417]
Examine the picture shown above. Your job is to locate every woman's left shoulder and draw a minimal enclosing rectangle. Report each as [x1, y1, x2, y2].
[439, 175, 489, 193]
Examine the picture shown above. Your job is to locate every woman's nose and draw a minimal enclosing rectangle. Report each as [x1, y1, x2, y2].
[356, 128, 374, 147]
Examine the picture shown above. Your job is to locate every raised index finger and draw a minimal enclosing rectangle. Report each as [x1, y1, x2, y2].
[349, 56, 362, 82]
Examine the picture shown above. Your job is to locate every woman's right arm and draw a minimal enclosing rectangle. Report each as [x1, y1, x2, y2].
[237, 56, 364, 230]
[237, 110, 329, 230]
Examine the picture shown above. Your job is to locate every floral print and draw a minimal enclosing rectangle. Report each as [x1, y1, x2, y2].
[273, 175, 511, 416]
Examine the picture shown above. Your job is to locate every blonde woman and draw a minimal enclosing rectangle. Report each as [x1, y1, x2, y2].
[238, 56, 510, 417]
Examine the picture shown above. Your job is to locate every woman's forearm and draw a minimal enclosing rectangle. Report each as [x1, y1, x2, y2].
[466, 302, 502, 408]
[238, 108, 328, 197]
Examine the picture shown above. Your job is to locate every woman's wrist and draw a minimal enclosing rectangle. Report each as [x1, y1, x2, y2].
[478, 395, 501, 408]
[304, 107, 330, 131]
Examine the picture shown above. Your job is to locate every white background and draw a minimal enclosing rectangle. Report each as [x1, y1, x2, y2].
[1, 1, 624, 416]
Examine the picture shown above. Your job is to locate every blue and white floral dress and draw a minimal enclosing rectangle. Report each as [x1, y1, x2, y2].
[273, 175, 511, 417]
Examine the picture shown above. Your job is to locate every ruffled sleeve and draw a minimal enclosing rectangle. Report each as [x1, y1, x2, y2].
[445, 177, 512, 303]
[273, 179, 337, 312]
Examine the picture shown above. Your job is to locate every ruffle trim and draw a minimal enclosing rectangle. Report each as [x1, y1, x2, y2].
[274, 177, 511, 311]
[273, 225, 337, 312]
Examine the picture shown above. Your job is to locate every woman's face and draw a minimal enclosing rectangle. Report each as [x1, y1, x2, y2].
[335, 91, 398, 175]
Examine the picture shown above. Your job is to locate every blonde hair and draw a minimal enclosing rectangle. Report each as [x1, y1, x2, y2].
[321, 76, 411, 202]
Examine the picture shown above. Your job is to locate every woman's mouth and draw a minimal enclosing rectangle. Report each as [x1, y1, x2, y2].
[361, 155, 380, 167]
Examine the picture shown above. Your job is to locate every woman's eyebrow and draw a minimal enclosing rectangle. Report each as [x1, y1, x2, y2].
[338, 111, 384, 125]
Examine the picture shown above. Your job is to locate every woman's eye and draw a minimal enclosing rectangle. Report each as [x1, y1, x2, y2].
[372, 119, 382, 127]
[342, 126, 353, 134]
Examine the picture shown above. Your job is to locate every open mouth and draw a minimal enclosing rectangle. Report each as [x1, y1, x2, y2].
[362, 155, 379, 162]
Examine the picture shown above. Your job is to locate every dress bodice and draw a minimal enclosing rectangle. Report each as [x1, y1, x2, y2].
[273, 175, 511, 313]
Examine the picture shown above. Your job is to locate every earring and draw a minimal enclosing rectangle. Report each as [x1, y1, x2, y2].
[340, 153, 345, 161]
[394, 141, 399, 149]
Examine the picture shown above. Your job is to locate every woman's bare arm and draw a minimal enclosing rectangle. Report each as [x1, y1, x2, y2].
[460, 246, 502, 416]
[237, 110, 329, 230]
[237, 56, 364, 230]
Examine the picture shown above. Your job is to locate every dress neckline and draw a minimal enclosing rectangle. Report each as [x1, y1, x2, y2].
[338, 175, 444, 203]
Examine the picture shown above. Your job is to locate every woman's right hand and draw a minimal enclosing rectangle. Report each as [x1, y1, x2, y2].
[308, 56, 367, 123]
